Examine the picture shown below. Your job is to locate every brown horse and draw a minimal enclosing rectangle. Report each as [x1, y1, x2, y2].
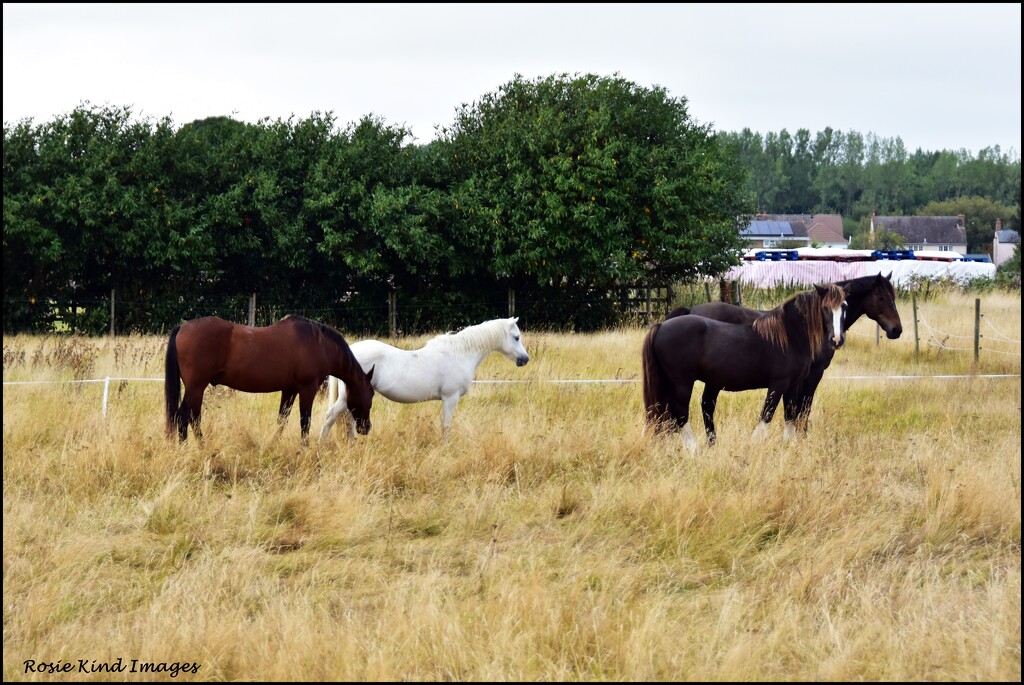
[165, 315, 374, 444]
[664, 273, 902, 433]
[643, 284, 847, 450]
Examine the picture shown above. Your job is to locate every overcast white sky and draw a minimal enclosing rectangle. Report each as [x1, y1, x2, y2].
[4, 3, 1021, 156]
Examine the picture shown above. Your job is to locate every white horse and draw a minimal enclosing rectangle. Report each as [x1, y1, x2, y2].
[320, 317, 530, 440]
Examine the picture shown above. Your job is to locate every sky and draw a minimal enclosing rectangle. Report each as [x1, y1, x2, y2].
[3, 3, 1021, 156]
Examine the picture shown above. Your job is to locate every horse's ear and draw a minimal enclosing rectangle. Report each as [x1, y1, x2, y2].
[814, 283, 828, 297]
[511, 316, 519, 324]
[883, 271, 893, 282]
[366, 365, 374, 381]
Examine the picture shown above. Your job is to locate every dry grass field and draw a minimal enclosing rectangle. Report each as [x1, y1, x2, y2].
[3, 290, 1020, 681]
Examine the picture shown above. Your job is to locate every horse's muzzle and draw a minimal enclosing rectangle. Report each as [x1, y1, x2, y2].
[832, 335, 845, 349]
[355, 419, 372, 435]
[516, 355, 530, 367]
[886, 325, 903, 339]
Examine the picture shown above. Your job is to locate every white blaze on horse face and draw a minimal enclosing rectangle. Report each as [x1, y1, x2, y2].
[831, 301, 847, 347]
[505, 318, 530, 367]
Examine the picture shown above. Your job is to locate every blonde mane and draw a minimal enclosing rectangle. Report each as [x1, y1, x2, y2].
[425, 318, 511, 355]
[752, 284, 845, 359]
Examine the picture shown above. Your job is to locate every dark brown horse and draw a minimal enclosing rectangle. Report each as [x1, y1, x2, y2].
[643, 284, 847, 449]
[165, 315, 374, 444]
[665, 273, 901, 433]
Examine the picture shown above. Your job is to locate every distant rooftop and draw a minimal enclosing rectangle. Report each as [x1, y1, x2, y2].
[996, 229, 1020, 244]
[740, 220, 808, 238]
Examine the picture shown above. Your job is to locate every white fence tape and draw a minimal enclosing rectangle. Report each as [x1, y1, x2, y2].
[2, 374, 1019, 419]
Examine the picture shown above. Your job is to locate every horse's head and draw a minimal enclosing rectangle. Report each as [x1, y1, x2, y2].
[501, 317, 530, 367]
[348, 366, 375, 435]
[865, 272, 903, 339]
[815, 283, 848, 349]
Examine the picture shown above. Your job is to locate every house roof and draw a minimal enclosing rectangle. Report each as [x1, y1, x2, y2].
[754, 213, 845, 244]
[996, 229, 1020, 244]
[874, 216, 966, 245]
[740, 220, 809, 238]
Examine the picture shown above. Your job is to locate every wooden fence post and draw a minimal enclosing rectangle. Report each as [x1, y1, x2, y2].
[508, 288, 516, 318]
[109, 289, 115, 337]
[388, 291, 397, 338]
[248, 293, 256, 327]
[912, 292, 920, 360]
[974, 298, 980, 363]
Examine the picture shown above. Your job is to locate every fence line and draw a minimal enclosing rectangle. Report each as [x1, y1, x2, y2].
[921, 336, 1019, 357]
[4, 374, 1020, 419]
[984, 318, 1021, 343]
[917, 313, 974, 340]
[901, 297, 1023, 363]
[927, 338, 974, 353]
[758, 301, 1022, 363]
[976, 347, 1022, 357]
[915, 304, 1022, 356]
[6, 374, 1019, 389]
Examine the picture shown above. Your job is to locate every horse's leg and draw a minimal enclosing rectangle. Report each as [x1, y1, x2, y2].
[319, 381, 355, 442]
[797, 367, 826, 435]
[298, 387, 318, 447]
[782, 388, 802, 441]
[182, 384, 207, 444]
[669, 381, 697, 452]
[175, 389, 189, 442]
[752, 386, 784, 440]
[700, 385, 722, 446]
[334, 380, 356, 442]
[440, 393, 461, 439]
[278, 390, 297, 435]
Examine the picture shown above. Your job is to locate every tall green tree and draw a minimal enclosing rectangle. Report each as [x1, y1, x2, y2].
[4, 104, 172, 331]
[437, 73, 751, 291]
[785, 129, 818, 212]
[311, 115, 453, 290]
[859, 134, 918, 216]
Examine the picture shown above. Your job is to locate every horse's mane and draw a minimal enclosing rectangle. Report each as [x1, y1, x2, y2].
[425, 318, 510, 354]
[838, 273, 895, 300]
[752, 284, 844, 359]
[281, 315, 361, 368]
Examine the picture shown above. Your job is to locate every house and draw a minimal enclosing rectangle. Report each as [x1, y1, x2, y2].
[740, 213, 846, 249]
[870, 212, 967, 254]
[993, 218, 1020, 267]
[760, 213, 847, 248]
[739, 218, 810, 249]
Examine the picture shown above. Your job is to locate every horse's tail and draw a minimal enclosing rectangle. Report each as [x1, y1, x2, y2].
[665, 306, 690, 320]
[164, 325, 182, 437]
[641, 322, 671, 431]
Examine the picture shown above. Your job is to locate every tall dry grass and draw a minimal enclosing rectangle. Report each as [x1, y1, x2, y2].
[3, 290, 1020, 681]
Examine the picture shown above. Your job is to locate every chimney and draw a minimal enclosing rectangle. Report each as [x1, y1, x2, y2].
[996, 217, 1002, 232]
[957, 213, 965, 227]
